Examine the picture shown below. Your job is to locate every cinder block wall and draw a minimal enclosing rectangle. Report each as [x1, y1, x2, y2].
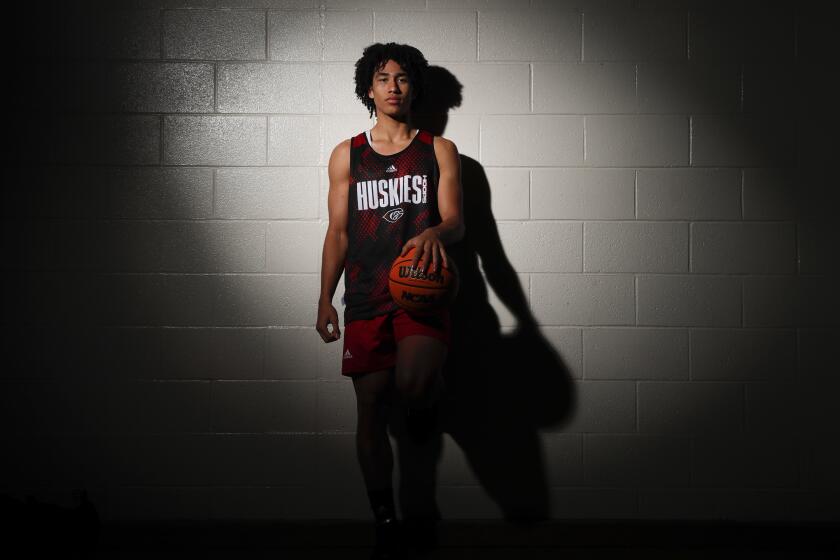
[3, 0, 837, 523]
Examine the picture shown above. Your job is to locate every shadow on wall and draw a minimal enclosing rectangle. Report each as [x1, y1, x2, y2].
[391, 66, 576, 524]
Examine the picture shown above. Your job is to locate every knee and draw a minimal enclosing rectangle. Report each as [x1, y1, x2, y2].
[352, 369, 395, 409]
[355, 401, 391, 444]
[355, 392, 394, 429]
[355, 391, 391, 410]
[395, 366, 440, 403]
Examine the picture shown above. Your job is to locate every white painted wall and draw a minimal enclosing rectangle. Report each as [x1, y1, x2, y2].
[2, 0, 837, 523]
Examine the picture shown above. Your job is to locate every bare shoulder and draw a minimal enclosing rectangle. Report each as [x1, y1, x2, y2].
[328, 139, 351, 176]
[432, 135, 458, 154]
[330, 138, 351, 161]
[432, 136, 459, 170]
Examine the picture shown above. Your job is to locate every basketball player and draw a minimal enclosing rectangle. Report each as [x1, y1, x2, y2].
[315, 42, 464, 558]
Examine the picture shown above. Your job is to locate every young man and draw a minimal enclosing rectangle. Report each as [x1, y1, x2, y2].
[315, 42, 464, 557]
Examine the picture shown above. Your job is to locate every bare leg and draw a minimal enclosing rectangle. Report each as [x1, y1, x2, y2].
[394, 334, 448, 552]
[352, 367, 401, 557]
[395, 335, 448, 408]
[352, 367, 396, 492]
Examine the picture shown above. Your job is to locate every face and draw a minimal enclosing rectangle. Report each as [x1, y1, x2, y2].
[368, 59, 413, 117]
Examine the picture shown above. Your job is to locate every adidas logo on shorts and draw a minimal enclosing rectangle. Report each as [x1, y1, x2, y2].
[343, 349, 353, 360]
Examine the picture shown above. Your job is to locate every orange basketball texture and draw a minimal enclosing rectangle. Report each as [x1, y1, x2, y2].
[389, 247, 459, 314]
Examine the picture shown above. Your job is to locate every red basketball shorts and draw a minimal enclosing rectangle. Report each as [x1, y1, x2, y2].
[341, 306, 451, 376]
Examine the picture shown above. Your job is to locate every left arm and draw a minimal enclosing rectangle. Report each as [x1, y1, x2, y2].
[400, 136, 465, 274]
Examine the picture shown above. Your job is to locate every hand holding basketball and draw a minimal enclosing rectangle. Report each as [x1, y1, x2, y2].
[390, 247, 459, 314]
[400, 228, 448, 275]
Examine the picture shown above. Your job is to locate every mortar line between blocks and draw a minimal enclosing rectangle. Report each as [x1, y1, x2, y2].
[583, 116, 587, 163]
[634, 274, 638, 327]
[634, 169, 638, 219]
[685, 11, 691, 60]
[529, 62, 533, 113]
[476, 11, 480, 61]
[580, 11, 585, 61]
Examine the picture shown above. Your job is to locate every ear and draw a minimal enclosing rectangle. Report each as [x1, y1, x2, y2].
[368, 87, 373, 99]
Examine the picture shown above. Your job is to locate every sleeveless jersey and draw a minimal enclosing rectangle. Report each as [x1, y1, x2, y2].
[343, 128, 441, 324]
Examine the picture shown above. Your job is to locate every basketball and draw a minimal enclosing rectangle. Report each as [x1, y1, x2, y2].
[389, 247, 459, 314]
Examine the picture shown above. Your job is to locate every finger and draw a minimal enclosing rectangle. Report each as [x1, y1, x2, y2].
[427, 244, 438, 273]
[411, 247, 422, 269]
[439, 246, 449, 269]
[330, 313, 341, 339]
[421, 241, 433, 271]
[325, 319, 336, 340]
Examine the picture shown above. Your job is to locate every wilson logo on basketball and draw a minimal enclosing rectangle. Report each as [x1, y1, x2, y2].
[398, 266, 445, 285]
[382, 208, 404, 223]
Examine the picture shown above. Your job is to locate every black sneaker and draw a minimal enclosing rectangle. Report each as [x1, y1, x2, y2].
[404, 403, 440, 444]
[371, 516, 403, 559]
[402, 517, 439, 553]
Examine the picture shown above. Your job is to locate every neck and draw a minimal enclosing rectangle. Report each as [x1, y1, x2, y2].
[371, 112, 415, 141]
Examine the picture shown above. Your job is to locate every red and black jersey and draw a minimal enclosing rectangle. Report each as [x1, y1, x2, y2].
[343, 128, 441, 324]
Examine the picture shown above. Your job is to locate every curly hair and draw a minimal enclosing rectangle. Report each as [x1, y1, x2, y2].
[354, 42, 429, 119]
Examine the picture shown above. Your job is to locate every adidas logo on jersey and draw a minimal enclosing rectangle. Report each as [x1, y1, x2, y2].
[343, 349, 353, 360]
[386, 164, 397, 173]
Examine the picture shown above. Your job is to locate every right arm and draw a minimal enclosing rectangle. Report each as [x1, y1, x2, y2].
[315, 140, 351, 343]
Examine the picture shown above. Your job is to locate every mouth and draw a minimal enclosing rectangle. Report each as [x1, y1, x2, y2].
[386, 98, 402, 104]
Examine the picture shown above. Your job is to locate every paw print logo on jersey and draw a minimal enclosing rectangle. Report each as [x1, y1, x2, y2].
[382, 207, 405, 223]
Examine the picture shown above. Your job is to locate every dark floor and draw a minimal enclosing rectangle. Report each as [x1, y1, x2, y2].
[85, 520, 839, 559]
[4, 517, 839, 558]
